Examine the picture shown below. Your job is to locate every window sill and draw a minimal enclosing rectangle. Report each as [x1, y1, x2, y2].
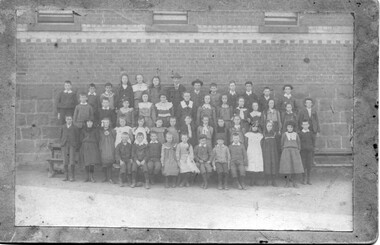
[145, 24, 198, 33]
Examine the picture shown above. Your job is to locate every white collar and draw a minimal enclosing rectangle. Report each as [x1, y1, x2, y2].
[302, 129, 310, 133]
[122, 84, 128, 89]
[234, 125, 240, 129]
[181, 100, 193, 108]
[306, 107, 312, 111]
[194, 90, 200, 94]
[202, 104, 211, 109]
[286, 111, 293, 114]
[232, 142, 241, 146]
[135, 141, 146, 146]
[246, 91, 252, 95]
[264, 95, 270, 99]
[199, 143, 207, 147]
[64, 90, 72, 94]
[284, 94, 292, 99]
[88, 92, 96, 96]
[150, 140, 159, 144]
[229, 91, 236, 95]
[102, 107, 110, 110]
[237, 107, 247, 110]
[80, 102, 88, 105]
[285, 132, 297, 140]
[66, 124, 72, 128]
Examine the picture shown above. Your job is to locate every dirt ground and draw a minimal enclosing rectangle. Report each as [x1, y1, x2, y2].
[15, 164, 353, 231]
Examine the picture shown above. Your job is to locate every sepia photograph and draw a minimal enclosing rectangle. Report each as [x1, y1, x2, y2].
[0, 0, 377, 243]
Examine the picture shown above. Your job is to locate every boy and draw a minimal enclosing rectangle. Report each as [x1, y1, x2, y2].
[197, 116, 214, 148]
[131, 132, 149, 189]
[258, 87, 274, 112]
[214, 118, 229, 146]
[227, 80, 238, 110]
[277, 84, 298, 113]
[73, 92, 94, 129]
[229, 115, 246, 146]
[194, 134, 213, 189]
[241, 81, 258, 111]
[98, 98, 116, 128]
[211, 135, 231, 190]
[150, 118, 167, 144]
[147, 132, 162, 185]
[87, 83, 99, 124]
[298, 98, 320, 138]
[115, 132, 133, 187]
[209, 83, 221, 108]
[56, 80, 77, 125]
[100, 82, 116, 110]
[60, 115, 79, 181]
[229, 133, 248, 190]
[299, 120, 316, 185]
[177, 91, 194, 128]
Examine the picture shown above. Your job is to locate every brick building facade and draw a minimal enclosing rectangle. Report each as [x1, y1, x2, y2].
[15, 9, 353, 165]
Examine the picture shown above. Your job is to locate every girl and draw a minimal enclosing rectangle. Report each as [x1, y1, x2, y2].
[196, 94, 217, 128]
[155, 93, 173, 127]
[214, 118, 228, 146]
[115, 72, 134, 110]
[167, 117, 180, 145]
[150, 118, 167, 144]
[217, 94, 233, 129]
[279, 121, 304, 188]
[114, 117, 133, 147]
[149, 76, 162, 105]
[262, 99, 282, 135]
[116, 99, 135, 127]
[197, 116, 214, 148]
[281, 103, 298, 133]
[176, 134, 200, 187]
[245, 123, 264, 186]
[80, 119, 100, 183]
[180, 115, 196, 147]
[277, 84, 298, 114]
[161, 133, 179, 188]
[100, 82, 116, 110]
[262, 120, 279, 187]
[248, 101, 263, 132]
[132, 117, 150, 144]
[98, 118, 116, 183]
[234, 97, 249, 132]
[138, 92, 156, 128]
[132, 74, 149, 109]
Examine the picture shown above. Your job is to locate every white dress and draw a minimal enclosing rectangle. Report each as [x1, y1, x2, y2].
[245, 132, 264, 172]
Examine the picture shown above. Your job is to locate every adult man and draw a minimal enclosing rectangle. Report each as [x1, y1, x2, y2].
[166, 72, 186, 113]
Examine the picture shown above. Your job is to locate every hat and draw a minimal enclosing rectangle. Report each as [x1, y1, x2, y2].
[199, 134, 207, 140]
[191, 79, 203, 86]
[171, 72, 182, 79]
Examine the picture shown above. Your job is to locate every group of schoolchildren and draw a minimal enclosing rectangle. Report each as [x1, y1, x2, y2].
[55, 72, 320, 190]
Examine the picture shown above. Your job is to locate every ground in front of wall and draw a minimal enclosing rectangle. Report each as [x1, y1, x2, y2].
[15, 164, 353, 231]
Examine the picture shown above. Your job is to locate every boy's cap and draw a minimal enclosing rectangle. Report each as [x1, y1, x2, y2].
[191, 79, 203, 86]
[199, 134, 207, 140]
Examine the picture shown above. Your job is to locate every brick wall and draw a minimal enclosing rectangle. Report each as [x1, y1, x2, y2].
[15, 10, 353, 165]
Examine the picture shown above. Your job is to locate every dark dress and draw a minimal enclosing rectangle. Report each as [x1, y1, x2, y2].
[80, 126, 101, 166]
[115, 83, 134, 110]
[262, 131, 279, 175]
[180, 123, 197, 147]
[98, 127, 116, 167]
[281, 111, 298, 133]
[279, 132, 304, 174]
[166, 84, 186, 113]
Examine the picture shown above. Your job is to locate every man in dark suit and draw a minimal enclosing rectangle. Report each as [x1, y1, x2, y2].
[166, 72, 186, 113]
[60, 115, 80, 181]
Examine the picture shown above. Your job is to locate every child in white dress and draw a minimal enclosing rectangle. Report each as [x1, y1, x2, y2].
[245, 123, 264, 186]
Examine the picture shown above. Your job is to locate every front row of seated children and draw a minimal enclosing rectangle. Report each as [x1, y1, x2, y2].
[58, 113, 315, 190]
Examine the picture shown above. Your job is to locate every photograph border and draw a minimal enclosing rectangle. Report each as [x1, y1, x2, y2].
[1, 0, 378, 243]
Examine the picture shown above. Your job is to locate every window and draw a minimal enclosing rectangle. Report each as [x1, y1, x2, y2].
[153, 11, 188, 25]
[264, 12, 298, 26]
[37, 11, 74, 24]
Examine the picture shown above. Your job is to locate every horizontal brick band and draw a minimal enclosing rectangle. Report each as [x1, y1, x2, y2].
[17, 31, 353, 44]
